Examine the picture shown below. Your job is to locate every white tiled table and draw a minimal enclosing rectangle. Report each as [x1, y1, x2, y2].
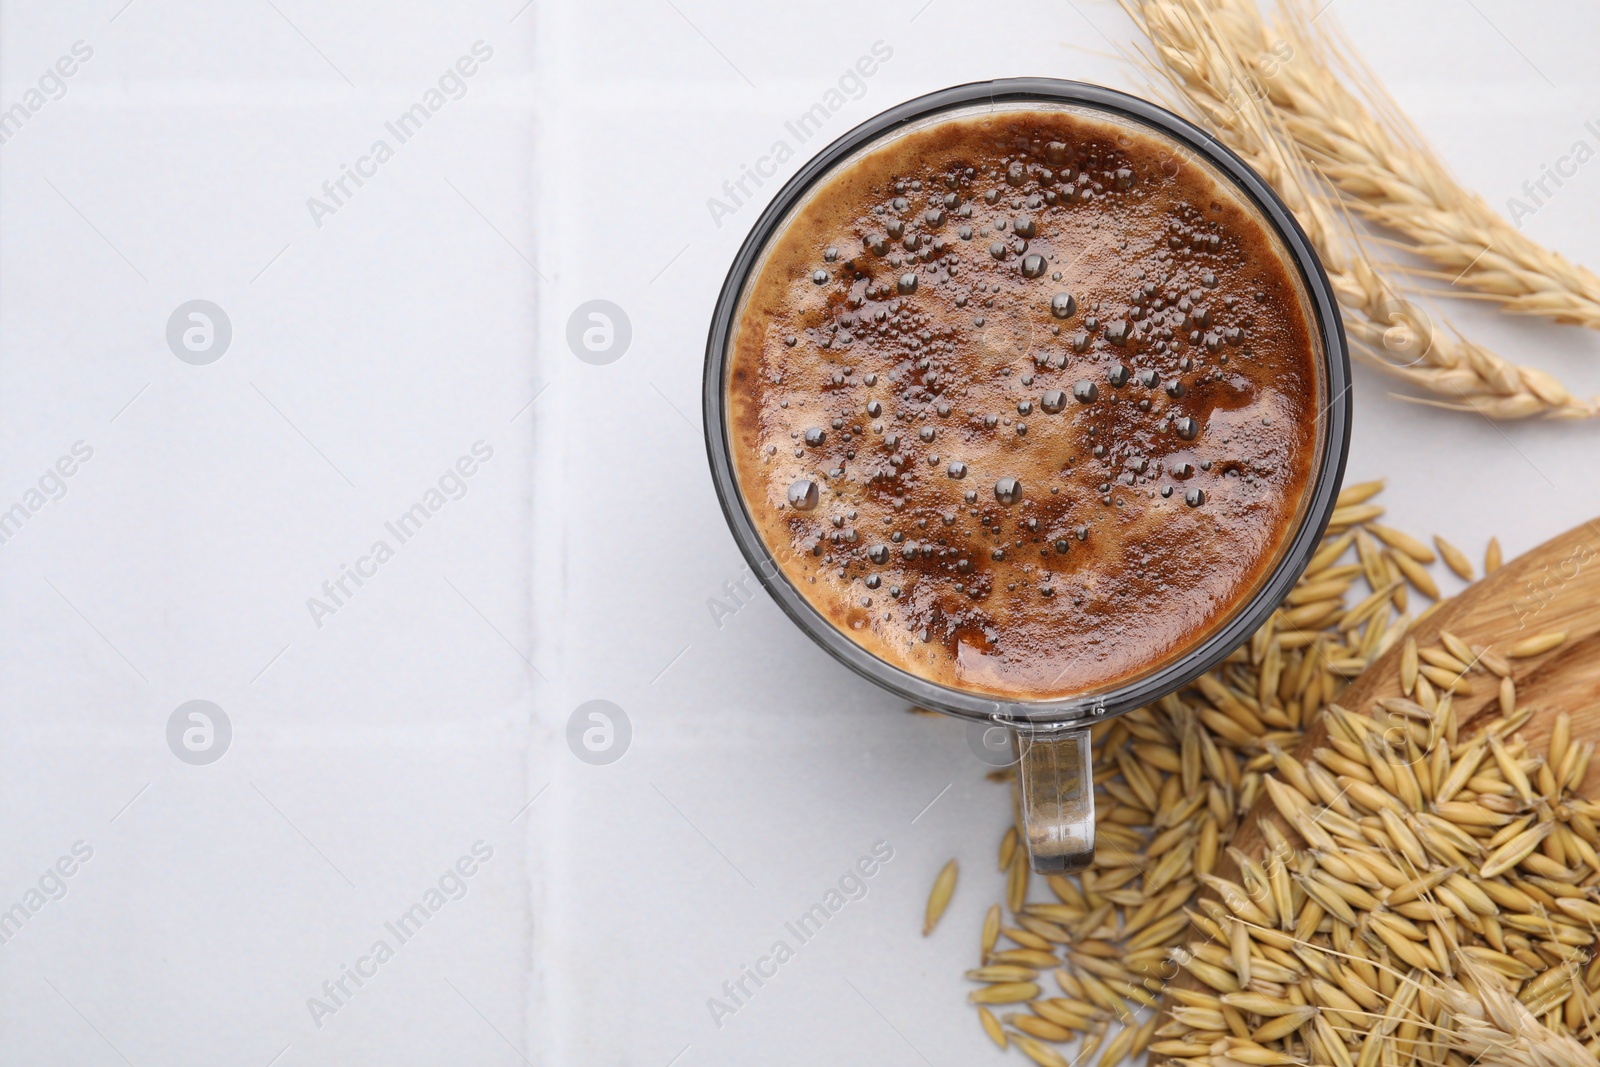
[2, 1, 1597, 1064]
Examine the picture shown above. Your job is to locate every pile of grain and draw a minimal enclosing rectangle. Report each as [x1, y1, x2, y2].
[925, 481, 1600, 1066]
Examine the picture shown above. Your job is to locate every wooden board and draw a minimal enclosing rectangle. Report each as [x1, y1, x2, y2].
[1159, 517, 1600, 1007]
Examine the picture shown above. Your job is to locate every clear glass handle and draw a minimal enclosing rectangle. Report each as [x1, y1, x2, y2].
[1012, 725, 1095, 873]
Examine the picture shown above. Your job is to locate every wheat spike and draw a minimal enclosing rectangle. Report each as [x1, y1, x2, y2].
[1239, 0, 1600, 332]
[1119, 0, 1599, 419]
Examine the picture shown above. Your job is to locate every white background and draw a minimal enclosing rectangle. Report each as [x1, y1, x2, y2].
[1, 1, 1598, 1064]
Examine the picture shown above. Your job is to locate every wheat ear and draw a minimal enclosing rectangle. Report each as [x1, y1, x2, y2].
[1119, 0, 1598, 419]
[1203, 0, 1600, 331]
[1436, 961, 1596, 1067]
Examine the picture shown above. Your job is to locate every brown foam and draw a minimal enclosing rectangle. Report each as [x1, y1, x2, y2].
[725, 103, 1322, 702]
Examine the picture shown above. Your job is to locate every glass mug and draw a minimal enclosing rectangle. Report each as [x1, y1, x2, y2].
[702, 79, 1351, 873]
